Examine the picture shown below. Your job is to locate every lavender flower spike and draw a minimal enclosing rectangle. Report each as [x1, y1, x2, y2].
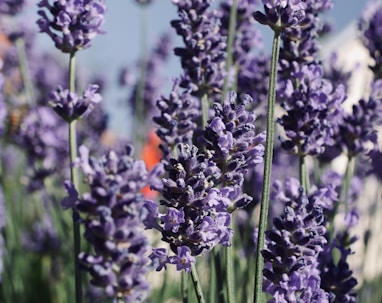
[63, 144, 161, 301]
[37, 0, 106, 53]
[49, 84, 102, 122]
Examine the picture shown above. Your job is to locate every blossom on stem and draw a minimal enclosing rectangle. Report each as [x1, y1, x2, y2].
[144, 144, 234, 272]
[49, 84, 102, 122]
[277, 63, 346, 156]
[200, 92, 265, 187]
[171, 0, 227, 98]
[262, 178, 331, 302]
[37, 0, 106, 53]
[63, 145, 162, 301]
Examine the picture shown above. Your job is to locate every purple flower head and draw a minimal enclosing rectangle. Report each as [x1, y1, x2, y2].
[65, 145, 158, 300]
[254, 0, 308, 32]
[49, 84, 102, 122]
[144, 143, 233, 264]
[22, 215, 61, 254]
[37, 0, 106, 53]
[263, 178, 329, 302]
[171, 0, 227, 98]
[368, 148, 382, 181]
[12, 106, 69, 191]
[154, 80, 200, 161]
[336, 80, 382, 157]
[277, 63, 346, 156]
[169, 246, 195, 273]
[0, 0, 30, 15]
[359, 2, 382, 78]
[201, 92, 265, 186]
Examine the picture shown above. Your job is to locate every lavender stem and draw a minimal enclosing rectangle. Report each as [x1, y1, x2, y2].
[190, 264, 206, 303]
[253, 28, 281, 303]
[68, 51, 82, 303]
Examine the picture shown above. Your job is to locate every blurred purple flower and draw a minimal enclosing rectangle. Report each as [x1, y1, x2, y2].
[65, 145, 161, 300]
[0, 0, 30, 15]
[49, 84, 102, 122]
[277, 63, 346, 156]
[37, 0, 106, 53]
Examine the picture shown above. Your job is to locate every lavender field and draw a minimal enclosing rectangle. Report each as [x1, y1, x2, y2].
[0, 0, 381, 303]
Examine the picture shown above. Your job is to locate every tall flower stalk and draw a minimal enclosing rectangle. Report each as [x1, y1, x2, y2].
[253, 26, 280, 303]
[37, 1, 106, 302]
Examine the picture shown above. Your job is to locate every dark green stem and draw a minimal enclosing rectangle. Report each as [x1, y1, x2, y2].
[253, 28, 281, 303]
[68, 51, 82, 303]
[222, 0, 238, 99]
[190, 264, 206, 303]
[201, 93, 209, 130]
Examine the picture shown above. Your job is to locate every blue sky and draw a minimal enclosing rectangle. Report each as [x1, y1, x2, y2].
[33, 0, 372, 135]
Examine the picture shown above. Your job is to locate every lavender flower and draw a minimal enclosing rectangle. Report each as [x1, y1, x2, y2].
[262, 178, 330, 302]
[359, 2, 382, 79]
[253, 0, 308, 32]
[37, 0, 106, 53]
[201, 92, 266, 186]
[12, 106, 69, 191]
[0, 0, 30, 15]
[277, 63, 346, 156]
[336, 80, 382, 157]
[49, 84, 102, 122]
[171, 0, 227, 98]
[64, 145, 161, 301]
[154, 81, 200, 161]
[144, 143, 234, 272]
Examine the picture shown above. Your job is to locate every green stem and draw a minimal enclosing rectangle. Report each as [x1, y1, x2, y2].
[299, 155, 310, 192]
[341, 155, 355, 213]
[222, 0, 238, 99]
[226, 222, 235, 303]
[190, 264, 206, 303]
[181, 271, 189, 303]
[201, 93, 209, 130]
[68, 51, 82, 303]
[15, 37, 35, 105]
[253, 28, 281, 303]
[208, 251, 217, 303]
[135, 4, 149, 153]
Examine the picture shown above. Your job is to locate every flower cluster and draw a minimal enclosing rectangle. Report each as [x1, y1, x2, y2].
[253, 0, 308, 32]
[63, 145, 161, 301]
[144, 144, 234, 271]
[37, 0, 106, 53]
[262, 178, 330, 302]
[201, 92, 266, 186]
[171, 0, 227, 98]
[49, 84, 102, 122]
[0, 0, 29, 15]
[154, 81, 200, 161]
[277, 63, 346, 156]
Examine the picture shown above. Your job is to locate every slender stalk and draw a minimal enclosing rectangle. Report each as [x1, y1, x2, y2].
[190, 264, 206, 303]
[201, 93, 209, 130]
[223, 3, 237, 301]
[253, 28, 281, 303]
[299, 155, 310, 192]
[341, 155, 355, 213]
[226, 237, 234, 303]
[181, 271, 189, 303]
[15, 37, 35, 105]
[135, 4, 149, 153]
[208, 251, 217, 303]
[68, 51, 82, 303]
[222, 0, 238, 99]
